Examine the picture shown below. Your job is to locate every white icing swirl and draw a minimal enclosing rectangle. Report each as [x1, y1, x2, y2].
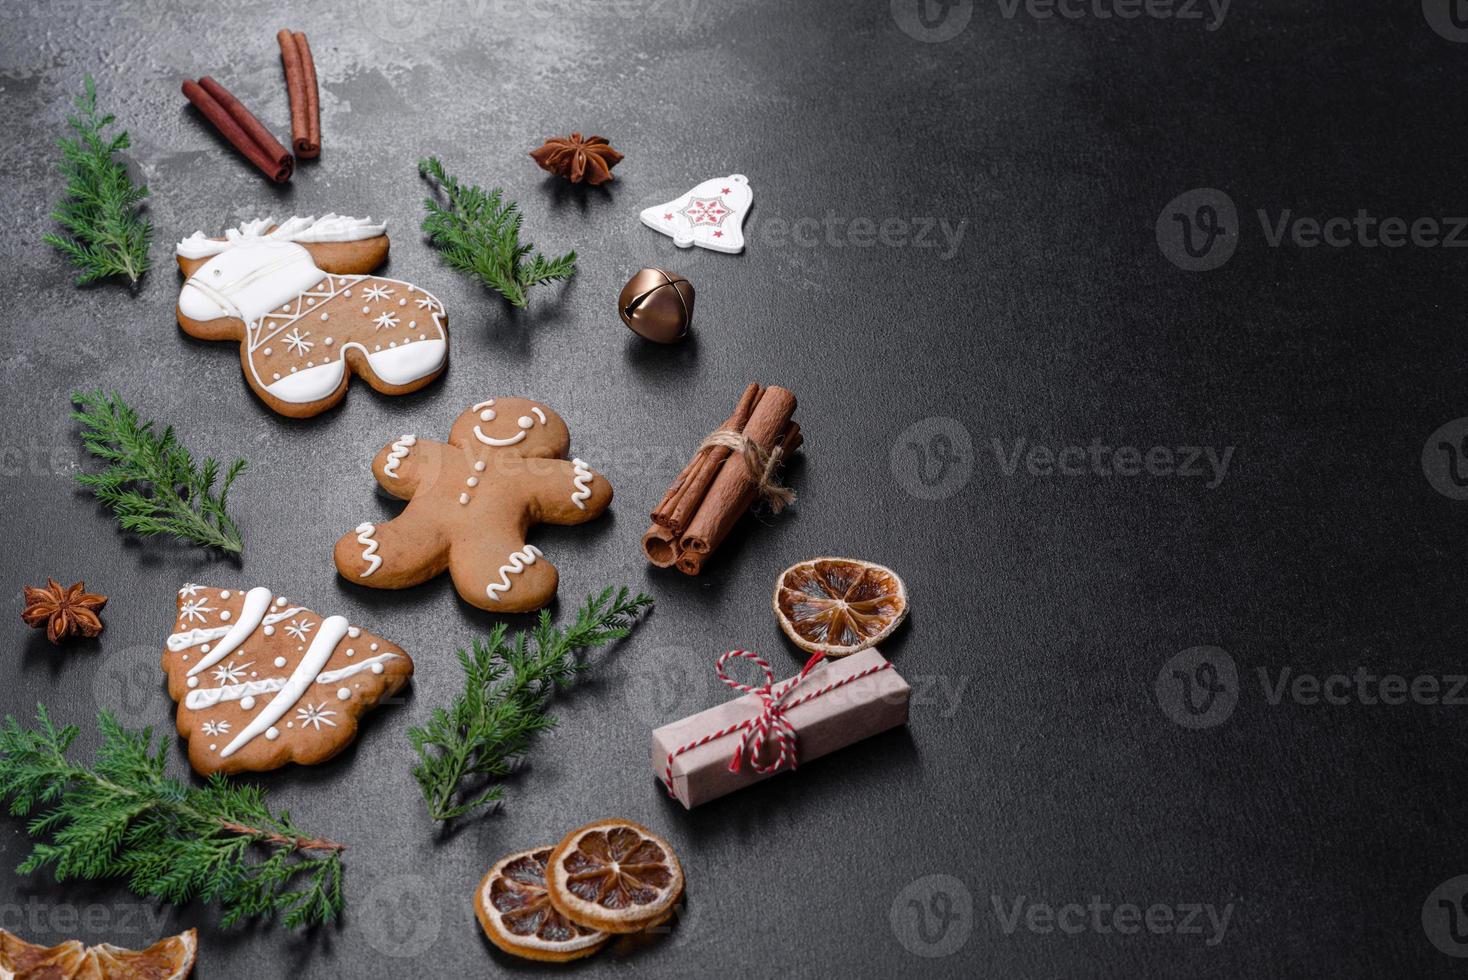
[570, 458, 593, 510]
[356, 523, 381, 577]
[383, 435, 416, 478]
[485, 546, 544, 600]
[176, 214, 387, 258]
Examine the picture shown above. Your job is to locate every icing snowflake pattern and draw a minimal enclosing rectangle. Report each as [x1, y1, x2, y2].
[211, 660, 252, 685]
[283, 328, 314, 356]
[284, 618, 314, 640]
[372, 311, 399, 331]
[681, 197, 732, 227]
[295, 702, 338, 730]
[414, 296, 436, 310]
[178, 583, 202, 597]
[179, 599, 214, 624]
[361, 283, 394, 302]
[201, 720, 231, 736]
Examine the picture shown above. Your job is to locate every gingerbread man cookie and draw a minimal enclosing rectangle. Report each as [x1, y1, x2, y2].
[334, 398, 612, 613]
[161, 583, 414, 776]
[174, 214, 449, 418]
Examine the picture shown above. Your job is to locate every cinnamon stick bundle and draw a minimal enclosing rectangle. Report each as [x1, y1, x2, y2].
[182, 76, 293, 183]
[277, 29, 320, 158]
[642, 384, 801, 575]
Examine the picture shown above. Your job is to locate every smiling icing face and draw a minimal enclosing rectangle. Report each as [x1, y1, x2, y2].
[451, 397, 569, 459]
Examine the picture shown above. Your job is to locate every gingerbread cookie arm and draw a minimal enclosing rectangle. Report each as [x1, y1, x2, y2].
[372, 435, 445, 498]
[334, 503, 451, 588]
[448, 529, 560, 614]
[526, 457, 614, 525]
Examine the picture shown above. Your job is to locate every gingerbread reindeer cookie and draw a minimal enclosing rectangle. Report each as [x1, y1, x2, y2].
[160, 584, 414, 776]
[174, 215, 449, 418]
[334, 398, 612, 613]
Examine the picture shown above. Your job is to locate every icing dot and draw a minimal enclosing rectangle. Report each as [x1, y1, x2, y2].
[182, 655, 189, 661]
[201, 644, 210, 653]
[290, 366, 298, 374]
[320, 313, 329, 321]
[286, 722, 294, 729]
[374, 345, 381, 351]
[474, 461, 486, 472]
[361, 305, 370, 314]
[263, 625, 275, 636]
[337, 688, 352, 700]
[307, 297, 315, 306]
[250, 671, 257, 677]
[325, 337, 334, 345]
[370, 642, 379, 651]
[266, 727, 279, 740]
[276, 597, 287, 606]
[273, 373, 281, 381]
[459, 493, 470, 505]
[209, 744, 216, 751]
[220, 610, 231, 621]
[399, 298, 407, 306]
[409, 321, 417, 328]
[344, 288, 352, 296]
[241, 696, 256, 710]
[419, 334, 426, 341]
[346, 649, 355, 657]
[274, 656, 287, 668]
[479, 409, 496, 421]
[220, 590, 232, 599]
[371, 663, 384, 675]
[307, 360, 315, 367]
[187, 677, 198, 688]
[517, 415, 534, 429]
[467, 477, 479, 487]
[389, 341, 397, 348]
[348, 627, 361, 638]
[263, 347, 272, 356]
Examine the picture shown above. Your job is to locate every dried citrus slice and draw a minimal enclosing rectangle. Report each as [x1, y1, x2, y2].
[0, 928, 196, 980]
[545, 819, 684, 934]
[476, 847, 610, 962]
[773, 557, 908, 656]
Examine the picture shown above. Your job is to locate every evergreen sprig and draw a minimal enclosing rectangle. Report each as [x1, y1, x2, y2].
[43, 75, 152, 285]
[418, 155, 577, 309]
[409, 587, 654, 821]
[0, 707, 345, 929]
[71, 390, 247, 555]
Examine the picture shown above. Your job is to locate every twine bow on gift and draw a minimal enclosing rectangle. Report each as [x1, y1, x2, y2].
[661, 649, 894, 798]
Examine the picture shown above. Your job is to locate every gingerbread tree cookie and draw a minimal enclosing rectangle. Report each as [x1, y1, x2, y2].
[160, 584, 414, 776]
[173, 215, 449, 418]
[334, 398, 612, 613]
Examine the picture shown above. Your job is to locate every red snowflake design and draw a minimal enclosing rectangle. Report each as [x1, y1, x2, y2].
[681, 197, 732, 227]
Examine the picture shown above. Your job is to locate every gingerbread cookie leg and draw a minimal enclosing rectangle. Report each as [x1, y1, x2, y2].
[334, 508, 450, 588]
[448, 533, 560, 614]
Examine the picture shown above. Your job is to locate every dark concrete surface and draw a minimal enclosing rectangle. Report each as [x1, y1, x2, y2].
[3, 0, 1468, 976]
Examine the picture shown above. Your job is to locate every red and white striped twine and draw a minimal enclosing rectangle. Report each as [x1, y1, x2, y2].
[662, 649, 894, 798]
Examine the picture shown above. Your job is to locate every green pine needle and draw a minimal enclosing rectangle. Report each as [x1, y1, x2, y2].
[0, 706, 345, 929]
[418, 155, 577, 309]
[409, 587, 654, 821]
[43, 75, 152, 286]
[71, 390, 247, 555]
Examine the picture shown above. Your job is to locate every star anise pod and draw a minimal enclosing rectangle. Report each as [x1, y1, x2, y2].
[529, 133, 624, 185]
[22, 578, 107, 645]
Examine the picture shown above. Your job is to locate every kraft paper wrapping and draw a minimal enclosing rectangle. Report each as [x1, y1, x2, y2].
[651, 648, 910, 809]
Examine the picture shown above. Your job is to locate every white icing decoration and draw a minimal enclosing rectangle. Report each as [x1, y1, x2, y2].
[178, 583, 202, 597]
[168, 625, 230, 651]
[472, 399, 495, 410]
[459, 493, 470, 505]
[383, 435, 417, 478]
[201, 720, 231, 736]
[485, 546, 544, 601]
[467, 477, 479, 487]
[266, 727, 279, 741]
[263, 626, 275, 636]
[185, 587, 272, 678]
[174, 214, 387, 258]
[479, 408, 496, 421]
[371, 663, 384, 674]
[316, 652, 401, 684]
[370, 642, 378, 651]
[220, 610, 231, 621]
[186, 677, 286, 710]
[295, 703, 338, 730]
[220, 590, 232, 599]
[531, 407, 547, 424]
[517, 415, 535, 429]
[337, 688, 352, 700]
[178, 598, 215, 623]
[474, 461, 486, 472]
[187, 677, 198, 688]
[274, 656, 287, 668]
[348, 627, 361, 638]
[570, 458, 594, 510]
[219, 616, 350, 758]
[241, 696, 256, 710]
[356, 523, 382, 577]
[474, 426, 526, 447]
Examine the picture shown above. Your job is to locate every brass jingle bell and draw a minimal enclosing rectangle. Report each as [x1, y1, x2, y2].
[618, 268, 694, 343]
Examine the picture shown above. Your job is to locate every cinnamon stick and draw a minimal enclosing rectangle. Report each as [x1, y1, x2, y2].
[652, 382, 761, 534]
[278, 30, 321, 159]
[679, 386, 799, 563]
[182, 77, 293, 183]
[641, 524, 682, 567]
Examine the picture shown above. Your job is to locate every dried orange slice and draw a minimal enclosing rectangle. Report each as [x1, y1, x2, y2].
[0, 928, 196, 979]
[476, 847, 610, 962]
[545, 819, 684, 934]
[773, 557, 908, 656]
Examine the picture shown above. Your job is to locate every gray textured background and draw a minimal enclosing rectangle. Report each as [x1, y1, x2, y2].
[3, 0, 1468, 976]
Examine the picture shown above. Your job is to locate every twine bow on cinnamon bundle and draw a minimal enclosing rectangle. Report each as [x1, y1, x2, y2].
[643, 383, 802, 575]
